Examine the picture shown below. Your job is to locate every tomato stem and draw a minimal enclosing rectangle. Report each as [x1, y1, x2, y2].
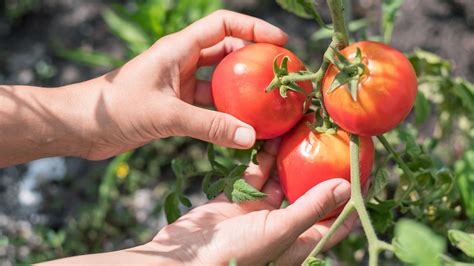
[327, 0, 349, 49]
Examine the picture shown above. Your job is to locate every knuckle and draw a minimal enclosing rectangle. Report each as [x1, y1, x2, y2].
[211, 9, 229, 17]
[309, 200, 327, 221]
[208, 114, 228, 142]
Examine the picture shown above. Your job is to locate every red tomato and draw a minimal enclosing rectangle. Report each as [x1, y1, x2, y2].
[277, 114, 374, 220]
[211, 43, 312, 139]
[322, 41, 417, 136]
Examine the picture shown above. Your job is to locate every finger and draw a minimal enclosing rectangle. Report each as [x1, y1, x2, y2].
[198, 37, 248, 66]
[261, 178, 284, 209]
[275, 213, 358, 265]
[265, 179, 351, 246]
[241, 138, 281, 190]
[172, 100, 256, 149]
[183, 10, 288, 49]
[194, 80, 213, 106]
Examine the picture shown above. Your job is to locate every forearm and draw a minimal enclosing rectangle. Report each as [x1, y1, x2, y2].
[37, 244, 185, 265]
[0, 81, 104, 167]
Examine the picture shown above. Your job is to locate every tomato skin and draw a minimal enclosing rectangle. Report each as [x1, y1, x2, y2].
[277, 114, 374, 220]
[322, 41, 418, 136]
[211, 43, 312, 139]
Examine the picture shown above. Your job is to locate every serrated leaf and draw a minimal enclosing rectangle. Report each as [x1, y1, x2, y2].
[179, 195, 192, 208]
[448, 230, 474, 258]
[164, 192, 181, 224]
[206, 178, 226, 199]
[415, 91, 431, 124]
[393, 219, 446, 266]
[230, 179, 267, 203]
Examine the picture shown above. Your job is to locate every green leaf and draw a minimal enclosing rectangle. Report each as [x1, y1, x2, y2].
[60, 49, 125, 68]
[202, 172, 212, 194]
[296, 0, 328, 29]
[455, 150, 474, 220]
[367, 168, 389, 199]
[171, 159, 194, 179]
[448, 230, 474, 258]
[102, 8, 152, 55]
[179, 195, 192, 208]
[230, 179, 267, 203]
[164, 192, 181, 224]
[367, 200, 396, 233]
[227, 164, 248, 179]
[206, 178, 226, 199]
[393, 219, 446, 266]
[382, 0, 405, 44]
[414, 91, 431, 124]
[276, 0, 313, 19]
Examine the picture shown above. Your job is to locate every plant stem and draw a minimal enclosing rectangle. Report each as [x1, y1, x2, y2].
[376, 135, 417, 203]
[302, 201, 355, 265]
[327, 0, 349, 49]
[350, 135, 380, 266]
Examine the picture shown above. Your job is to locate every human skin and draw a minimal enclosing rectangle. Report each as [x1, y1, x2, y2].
[0, 10, 289, 167]
[40, 140, 356, 265]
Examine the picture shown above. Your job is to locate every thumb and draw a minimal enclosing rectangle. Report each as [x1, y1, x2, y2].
[266, 179, 351, 245]
[172, 101, 256, 149]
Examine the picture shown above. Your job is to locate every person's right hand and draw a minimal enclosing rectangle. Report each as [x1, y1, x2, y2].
[72, 10, 288, 160]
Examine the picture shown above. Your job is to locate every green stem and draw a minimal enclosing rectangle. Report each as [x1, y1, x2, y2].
[376, 135, 418, 203]
[327, 0, 349, 49]
[302, 201, 356, 265]
[350, 135, 380, 266]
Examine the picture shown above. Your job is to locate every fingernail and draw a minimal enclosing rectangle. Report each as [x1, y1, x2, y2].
[233, 127, 255, 147]
[333, 181, 351, 205]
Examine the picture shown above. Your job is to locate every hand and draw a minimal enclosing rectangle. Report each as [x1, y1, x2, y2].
[78, 10, 288, 160]
[138, 139, 356, 265]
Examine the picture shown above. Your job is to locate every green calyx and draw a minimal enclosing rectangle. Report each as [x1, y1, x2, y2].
[305, 110, 338, 135]
[326, 47, 367, 101]
[265, 54, 312, 112]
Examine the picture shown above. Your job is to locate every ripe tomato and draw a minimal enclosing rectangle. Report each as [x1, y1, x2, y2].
[211, 43, 312, 139]
[277, 114, 374, 219]
[322, 41, 417, 136]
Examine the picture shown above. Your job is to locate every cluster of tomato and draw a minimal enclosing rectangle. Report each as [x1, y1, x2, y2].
[211, 41, 417, 218]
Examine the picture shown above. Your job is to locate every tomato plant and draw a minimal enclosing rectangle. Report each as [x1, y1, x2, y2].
[211, 43, 312, 139]
[322, 41, 418, 136]
[277, 114, 374, 219]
